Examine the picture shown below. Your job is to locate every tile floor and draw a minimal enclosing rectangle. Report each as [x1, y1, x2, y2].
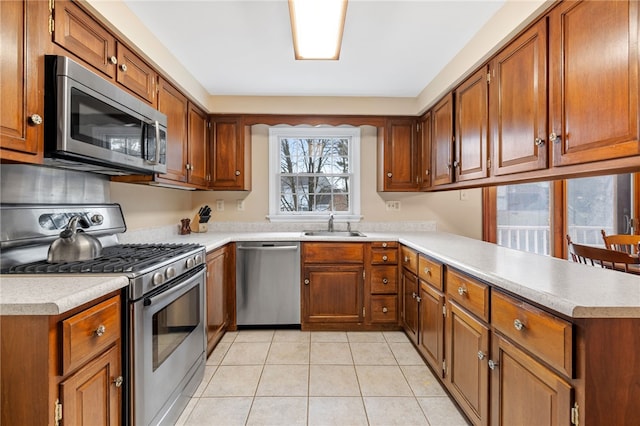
[176, 329, 470, 426]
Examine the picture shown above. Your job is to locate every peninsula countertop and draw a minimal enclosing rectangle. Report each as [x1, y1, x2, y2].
[2, 231, 638, 318]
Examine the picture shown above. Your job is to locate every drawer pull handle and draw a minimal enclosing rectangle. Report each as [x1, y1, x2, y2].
[29, 114, 43, 126]
[382, 255, 388, 261]
[95, 325, 106, 337]
[457, 286, 467, 296]
[477, 351, 486, 360]
[424, 267, 431, 275]
[109, 56, 118, 64]
[382, 278, 389, 284]
[382, 307, 388, 313]
[113, 376, 123, 388]
[514, 319, 525, 331]
[488, 360, 499, 370]
[119, 63, 128, 72]
[382, 242, 388, 248]
[304, 279, 310, 285]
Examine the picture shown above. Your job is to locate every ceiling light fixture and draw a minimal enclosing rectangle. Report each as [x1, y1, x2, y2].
[288, 0, 348, 60]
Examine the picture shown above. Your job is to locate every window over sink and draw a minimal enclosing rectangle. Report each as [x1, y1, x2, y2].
[268, 126, 361, 222]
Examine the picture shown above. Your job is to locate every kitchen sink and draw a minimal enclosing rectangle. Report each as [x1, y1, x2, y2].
[303, 230, 366, 237]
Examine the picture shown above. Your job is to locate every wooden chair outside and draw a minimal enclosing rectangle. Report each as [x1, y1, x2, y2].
[600, 230, 640, 255]
[567, 235, 638, 273]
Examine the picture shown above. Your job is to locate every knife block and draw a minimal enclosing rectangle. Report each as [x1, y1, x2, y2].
[191, 214, 208, 233]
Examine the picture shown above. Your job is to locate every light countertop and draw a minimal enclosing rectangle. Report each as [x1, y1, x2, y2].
[2, 231, 638, 318]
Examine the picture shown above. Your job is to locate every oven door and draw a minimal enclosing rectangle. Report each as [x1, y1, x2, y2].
[131, 265, 206, 426]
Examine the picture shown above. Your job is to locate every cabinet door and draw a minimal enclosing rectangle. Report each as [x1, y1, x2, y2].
[549, 0, 639, 166]
[455, 66, 489, 182]
[60, 344, 121, 426]
[53, 0, 117, 78]
[187, 103, 209, 187]
[446, 301, 489, 426]
[157, 79, 188, 182]
[0, 0, 45, 162]
[116, 43, 157, 106]
[303, 265, 364, 324]
[379, 118, 418, 191]
[206, 247, 228, 355]
[419, 282, 445, 378]
[431, 93, 455, 186]
[210, 116, 251, 190]
[401, 269, 419, 344]
[490, 333, 572, 426]
[418, 112, 432, 190]
[491, 19, 548, 176]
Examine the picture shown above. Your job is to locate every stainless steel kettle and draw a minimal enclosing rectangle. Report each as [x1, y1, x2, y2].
[47, 216, 103, 263]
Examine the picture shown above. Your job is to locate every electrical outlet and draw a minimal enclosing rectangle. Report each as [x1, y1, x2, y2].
[385, 201, 401, 211]
[216, 200, 224, 211]
[459, 190, 469, 201]
[236, 200, 245, 211]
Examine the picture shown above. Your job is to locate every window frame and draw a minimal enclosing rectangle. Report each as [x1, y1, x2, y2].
[267, 126, 361, 223]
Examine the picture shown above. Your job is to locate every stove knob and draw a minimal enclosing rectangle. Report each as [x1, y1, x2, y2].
[186, 257, 195, 269]
[152, 272, 164, 286]
[165, 266, 176, 280]
[91, 214, 104, 225]
[195, 254, 203, 265]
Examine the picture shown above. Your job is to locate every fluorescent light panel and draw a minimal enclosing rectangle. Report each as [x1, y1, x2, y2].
[289, 0, 348, 60]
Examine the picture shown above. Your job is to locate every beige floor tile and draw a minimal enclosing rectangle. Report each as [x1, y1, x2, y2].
[308, 397, 368, 426]
[356, 365, 413, 396]
[220, 331, 238, 343]
[401, 365, 447, 397]
[174, 397, 198, 425]
[193, 365, 217, 397]
[206, 342, 231, 366]
[309, 364, 360, 396]
[246, 397, 308, 426]
[256, 364, 309, 396]
[418, 396, 470, 425]
[273, 329, 311, 342]
[310, 331, 348, 342]
[347, 331, 386, 343]
[310, 342, 354, 364]
[185, 397, 252, 426]
[266, 342, 310, 364]
[351, 342, 397, 365]
[221, 342, 271, 365]
[234, 329, 275, 342]
[202, 365, 262, 396]
[364, 396, 429, 425]
[383, 331, 411, 343]
[389, 342, 427, 365]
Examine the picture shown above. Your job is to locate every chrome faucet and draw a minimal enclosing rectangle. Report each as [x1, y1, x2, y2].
[328, 213, 334, 232]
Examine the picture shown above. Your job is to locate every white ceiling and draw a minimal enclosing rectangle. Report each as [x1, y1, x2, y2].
[122, 0, 505, 98]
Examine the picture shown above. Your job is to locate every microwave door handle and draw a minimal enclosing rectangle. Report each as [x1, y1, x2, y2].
[146, 120, 160, 165]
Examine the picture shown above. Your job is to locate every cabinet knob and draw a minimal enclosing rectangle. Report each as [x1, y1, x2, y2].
[119, 63, 128, 72]
[424, 267, 431, 275]
[29, 114, 43, 126]
[488, 360, 499, 370]
[95, 325, 106, 336]
[457, 286, 467, 296]
[382, 278, 389, 284]
[404, 256, 409, 263]
[113, 376, 123, 388]
[477, 351, 486, 360]
[549, 132, 561, 143]
[382, 242, 388, 248]
[513, 319, 525, 331]
[453, 160, 460, 168]
[235, 170, 241, 176]
[416, 296, 421, 302]
[109, 56, 118, 65]
[304, 279, 310, 285]
[412, 292, 417, 299]
[382, 307, 388, 313]
[382, 255, 388, 261]
[534, 137, 545, 147]
[387, 172, 393, 178]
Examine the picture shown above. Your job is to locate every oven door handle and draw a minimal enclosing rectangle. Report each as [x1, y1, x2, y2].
[143, 272, 199, 307]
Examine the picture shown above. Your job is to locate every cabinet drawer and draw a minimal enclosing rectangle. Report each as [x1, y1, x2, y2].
[418, 255, 443, 291]
[446, 269, 489, 322]
[62, 295, 121, 374]
[371, 248, 398, 265]
[369, 295, 398, 323]
[371, 241, 398, 249]
[304, 243, 364, 263]
[370, 266, 398, 294]
[492, 291, 573, 377]
[400, 246, 418, 273]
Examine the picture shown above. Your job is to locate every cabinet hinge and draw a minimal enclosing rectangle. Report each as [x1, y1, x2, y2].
[487, 158, 491, 170]
[363, 270, 366, 280]
[451, 135, 455, 143]
[362, 307, 366, 317]
[54, 398, 63, 426]
[442, 305, 446, 317]
[49, 15, 55, 34]
[416, 123, 421, 133]
[442, 360, 446, 375]
[208, 121, 212, 129]
[571, 403, 579, 425]
[49, 0, 55, 12]
[486, 72, 491, 84]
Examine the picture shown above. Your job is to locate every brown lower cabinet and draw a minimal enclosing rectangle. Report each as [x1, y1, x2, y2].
[205, 244, 233, 354]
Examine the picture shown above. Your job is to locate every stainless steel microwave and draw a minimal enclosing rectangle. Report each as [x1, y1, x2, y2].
[44, 55, 167, 175]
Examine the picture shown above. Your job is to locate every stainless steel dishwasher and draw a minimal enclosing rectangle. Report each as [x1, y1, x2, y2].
[236, 241, 300, 326]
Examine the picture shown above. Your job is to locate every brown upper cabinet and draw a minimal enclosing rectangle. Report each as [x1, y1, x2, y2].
[210, 116, 251, 191]
[377, 118, 419, 191]
[0, 0, 46, 164]
[455, 66, 489, 182]
[549, 0, 639, 166]
[157, 78, 189, 183]
[431, 93, 455, 186]
[115, 43, 157, 106]
[490, 19, 548, 176]
[418, 112, 432, 190]
[187, 103, 209, 187]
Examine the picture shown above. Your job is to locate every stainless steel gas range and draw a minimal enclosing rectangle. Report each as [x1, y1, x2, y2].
[1, 203, 206, 425]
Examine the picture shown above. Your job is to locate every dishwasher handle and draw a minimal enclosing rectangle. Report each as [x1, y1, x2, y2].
[237, 245, 299, 251]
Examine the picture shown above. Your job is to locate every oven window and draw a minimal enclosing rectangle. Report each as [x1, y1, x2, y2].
[152, 286, 200, 371]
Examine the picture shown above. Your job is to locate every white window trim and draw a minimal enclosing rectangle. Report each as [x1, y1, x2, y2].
[267, 126, 361, 223]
